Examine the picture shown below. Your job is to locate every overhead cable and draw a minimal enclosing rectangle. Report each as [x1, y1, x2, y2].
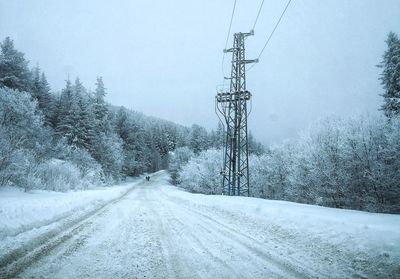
[251, 0, 265, 31]
[222, 0, 237, 84]
[248, 0, 292, 71]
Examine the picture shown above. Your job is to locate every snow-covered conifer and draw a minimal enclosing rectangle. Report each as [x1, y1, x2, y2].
[0, 37, 31, 92]
[379, 32, 400, 118]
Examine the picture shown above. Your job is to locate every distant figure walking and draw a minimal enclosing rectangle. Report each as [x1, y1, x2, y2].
[145, 176, 151, 182]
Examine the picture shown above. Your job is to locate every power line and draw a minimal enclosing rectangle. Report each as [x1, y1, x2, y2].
[248, 0, 292, 71]
[257, 0, 292, 59]
[224, 0, 237, 50]
[222, 0, 237, 83]
[251, 0, 265, 31]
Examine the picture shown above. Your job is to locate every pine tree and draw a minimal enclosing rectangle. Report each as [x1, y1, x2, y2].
[76, 94, 95, 150]
[72, 78, 96, 150]
[31, 66, 41, 99]
[93, 76, 109, 133]
[73, 78, 86, 149]
[379, 32, 400, 118]
[56, 79, 77, 144]
[40, 72, 53, 125]
[0, 37, 31, 91]
[50, 93, 62, 129]
[31, 66, 52, 125]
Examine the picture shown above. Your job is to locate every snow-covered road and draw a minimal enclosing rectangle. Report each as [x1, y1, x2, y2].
[1, 171, 399, 278]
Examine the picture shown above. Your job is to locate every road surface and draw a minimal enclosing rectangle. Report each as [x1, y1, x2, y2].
[2, 171, 398, 278]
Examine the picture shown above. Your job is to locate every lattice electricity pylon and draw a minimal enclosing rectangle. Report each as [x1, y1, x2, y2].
[216, 31, 258, 196]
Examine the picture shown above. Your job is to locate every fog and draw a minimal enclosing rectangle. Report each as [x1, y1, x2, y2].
[1, 0, 399, 144]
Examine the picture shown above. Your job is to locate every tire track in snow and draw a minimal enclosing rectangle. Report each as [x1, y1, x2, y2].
[160, 188, 400, 279]
[143, 188, 190, 279]
[147, 188, 240, 279]
[163, 191, 397, 279]
[0, 181, 142, 278]
[160, 194, 308, 279]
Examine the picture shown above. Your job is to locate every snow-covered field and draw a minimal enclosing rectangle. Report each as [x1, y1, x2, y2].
[1, 171, 399, 278]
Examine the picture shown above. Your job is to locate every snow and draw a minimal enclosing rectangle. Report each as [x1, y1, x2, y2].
[0, 178, 140, 240]
[0, 178, 140, 256]
[1, 171, 399, 278]
[162, 179, 400, 258]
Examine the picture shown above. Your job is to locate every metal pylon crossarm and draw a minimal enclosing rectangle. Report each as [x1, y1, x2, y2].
[217, 91, 251, 103]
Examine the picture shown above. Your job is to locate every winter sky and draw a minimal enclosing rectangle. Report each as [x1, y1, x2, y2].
[1, 0, 399, 144]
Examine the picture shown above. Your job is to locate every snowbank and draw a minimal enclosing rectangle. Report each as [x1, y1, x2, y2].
[0, 180, 138, 239]
[158, 174, 400, 261]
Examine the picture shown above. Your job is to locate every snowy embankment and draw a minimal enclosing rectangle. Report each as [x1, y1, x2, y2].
[158, 175, 400, 274]
[178, 190, 400, 257]
[0, 178, 139, 240]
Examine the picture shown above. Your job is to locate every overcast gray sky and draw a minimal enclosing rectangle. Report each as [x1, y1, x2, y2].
[1, 0, 399, 144]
